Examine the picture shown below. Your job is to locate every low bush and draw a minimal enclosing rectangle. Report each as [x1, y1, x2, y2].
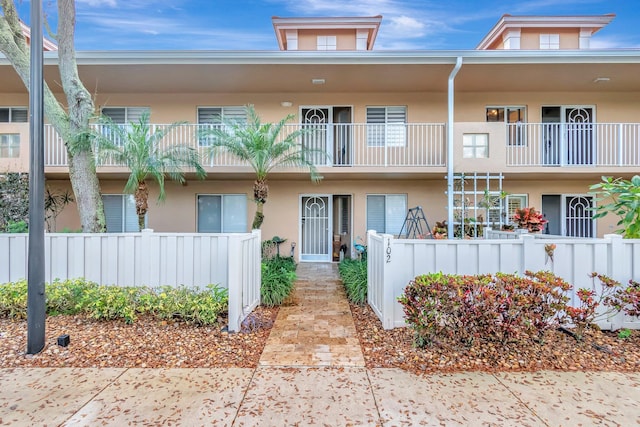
[399, 271, 571, 348]
[261, 256, 297, 306]
[610, 279, 640, 318]
[0, 280, 28, 319]
[338, 259, 367, 304]
[563, 273, 621, 339]
[0, 278, 228, 325]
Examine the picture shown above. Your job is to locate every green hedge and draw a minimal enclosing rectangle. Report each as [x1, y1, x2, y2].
[261, 256, 297, 306]
[0, 278, 228, 325]
[338, 259, 367, 304]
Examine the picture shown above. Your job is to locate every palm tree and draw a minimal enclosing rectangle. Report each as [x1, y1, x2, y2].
[200, 105, 324, 229]
[94, 113, 206, 231]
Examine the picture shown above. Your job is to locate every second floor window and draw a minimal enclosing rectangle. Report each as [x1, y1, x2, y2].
[486, 106, 526, 146]
[101, 107, 150, 124]
[197, 107, 246, 146]
[366, 106, 407, 147]
[0, 107, 28, 123]
[463, 133, 489, 158]
[100, 107, 150, 146]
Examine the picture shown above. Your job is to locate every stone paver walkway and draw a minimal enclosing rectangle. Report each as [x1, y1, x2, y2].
[259, 262, 365, 366]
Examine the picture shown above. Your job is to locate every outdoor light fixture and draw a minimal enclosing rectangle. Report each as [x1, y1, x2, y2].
[280, 101, 293, 107]
[593, 77, 610, 83]
[311, 78, 325, 85]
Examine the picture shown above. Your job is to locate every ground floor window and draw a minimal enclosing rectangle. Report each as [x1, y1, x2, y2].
[197, 194, 247, 233]
[366, 194, 407, 235]
[103, 194, 141, 232]
[506, 194, 528, 224]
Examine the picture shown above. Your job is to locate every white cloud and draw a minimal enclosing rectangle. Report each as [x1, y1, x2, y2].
[590, 35, 640, 49]
[76, 0, 117, 7]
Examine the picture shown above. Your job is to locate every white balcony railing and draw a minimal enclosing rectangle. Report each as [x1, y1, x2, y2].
[44, 123, 446, 168]
[506, 123, 640, 167]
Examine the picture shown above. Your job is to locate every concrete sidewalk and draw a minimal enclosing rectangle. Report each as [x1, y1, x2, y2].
[2, 264, 639, 425]
[1, 367, 639, 426]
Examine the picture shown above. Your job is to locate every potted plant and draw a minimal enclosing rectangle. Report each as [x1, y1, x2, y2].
[512, 207, 547, 232]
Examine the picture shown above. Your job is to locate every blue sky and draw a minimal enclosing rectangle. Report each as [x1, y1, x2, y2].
[16, 0, 640, 50]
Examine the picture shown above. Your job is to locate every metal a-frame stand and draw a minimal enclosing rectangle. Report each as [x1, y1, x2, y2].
[398, 206, 433, 239]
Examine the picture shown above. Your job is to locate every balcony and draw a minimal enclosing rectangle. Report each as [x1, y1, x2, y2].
[44, 123, 446, 170]
[506, 123, 640, 167]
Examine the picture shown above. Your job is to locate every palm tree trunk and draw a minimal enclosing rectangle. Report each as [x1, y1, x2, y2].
[135, 181, 149, 231]
[252, 202, 264, 230]
[252, 179, 268, 229]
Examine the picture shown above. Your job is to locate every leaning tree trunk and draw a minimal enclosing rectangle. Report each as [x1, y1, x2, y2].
[57, 0, 105, 232]
[135, 181, 149, 231]
[252, 179, 268, 229]
[0, 0, 106, 232]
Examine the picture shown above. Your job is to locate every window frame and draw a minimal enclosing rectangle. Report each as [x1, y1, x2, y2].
[462, 133, 489, 158]
[102, 194, 143, 233]
[506, 194, 528, 225]
[366, 106, 407, 148]
[197, 106, 247, 146]
[100, 107, 150, 124]
[540, 33, 560, 49]
[317, 35, 337, 50]
[486, 106, 527, 146]
[365, 194, 407, 236]
[0, 107, 28, 123]
[196, 194, 248, 233]
[0, 134, 20, 158]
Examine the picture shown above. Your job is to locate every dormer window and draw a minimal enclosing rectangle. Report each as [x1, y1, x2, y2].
[540, 34, 560, 49]
[317, 35, 337, 50]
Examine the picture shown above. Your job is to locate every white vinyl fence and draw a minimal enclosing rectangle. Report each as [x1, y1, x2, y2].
[367, 230, 640, 330]
[0, 230, 261, 332]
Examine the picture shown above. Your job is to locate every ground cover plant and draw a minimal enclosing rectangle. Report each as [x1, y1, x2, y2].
[0, 278, 228, 325]
[261, 256, 297, 306]
[338, 258, 367, 304]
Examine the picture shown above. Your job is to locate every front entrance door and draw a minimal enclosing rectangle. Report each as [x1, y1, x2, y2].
[542, 194, 594, 237]
[300, 195, 332, 262]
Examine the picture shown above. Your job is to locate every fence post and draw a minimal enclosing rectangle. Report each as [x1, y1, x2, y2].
[605, 234, 625, 330]
[381, 233, 395, 329]
[227, 234, 242, 332]
[140, 229, 153, 287]
[520, 233, 535, 273]
[252, 229, 261, 305]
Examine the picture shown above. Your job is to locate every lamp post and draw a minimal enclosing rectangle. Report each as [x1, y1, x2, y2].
[27, 0, 45, 355]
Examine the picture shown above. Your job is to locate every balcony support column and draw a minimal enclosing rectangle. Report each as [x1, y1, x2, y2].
[446, 57, 463, 239]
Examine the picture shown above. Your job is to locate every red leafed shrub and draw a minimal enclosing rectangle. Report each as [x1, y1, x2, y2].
[617, 280, 640, 317]
[399, 271, 571, 348]
[513, 207, 547, 232]
[563, 273, 621, 339]
[602, 276, 640, 318]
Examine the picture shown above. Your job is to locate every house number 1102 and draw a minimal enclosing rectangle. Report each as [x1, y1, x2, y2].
[386, 240, 391, 263]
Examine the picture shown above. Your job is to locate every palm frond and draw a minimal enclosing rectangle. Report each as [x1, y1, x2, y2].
[95, 111, 206, 202]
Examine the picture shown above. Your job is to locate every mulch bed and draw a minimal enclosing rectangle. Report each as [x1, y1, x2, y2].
[0, 307, 278, 369]
[2, 302, 639, 374]
[350, 303, 640, 375]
